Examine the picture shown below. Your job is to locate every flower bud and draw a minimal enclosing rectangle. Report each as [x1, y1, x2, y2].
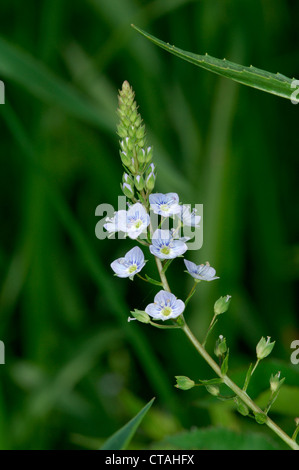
[214, 295, 231, 315]
[130, 309, 150, 324]
[119, 150, 132, 167]
[175, 376, 195, 391]
[134, 175, 144, 192]
[145, 146, 153, 163]
[206, 385, 220, 396]
[234, 397, 249, 417]
[137, 148, 146, 164]
[145, 172, 156, 192]
[256, 336, 275, 360]
[136, 125, 146, 140]
[123, 172, 134, 186]
[122, 182, 134, 199]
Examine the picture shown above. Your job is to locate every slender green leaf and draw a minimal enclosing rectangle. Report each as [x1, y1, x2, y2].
[198, 378, 223, 386]
[243, 363, 254, 391]
[145, 274, 163, 286]
[132, 25, 299, 102]
[100, 397, 155, 450]
[0, 36, 114, 130]
[221, 349, 229, 376]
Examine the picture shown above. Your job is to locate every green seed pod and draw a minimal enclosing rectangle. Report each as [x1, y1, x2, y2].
[175, 376, 195, 391]
[206, 385, 220, 396]
[214, 295, 231, 315]
[256, 337, 275, 360]
[214, 335, 227, 357]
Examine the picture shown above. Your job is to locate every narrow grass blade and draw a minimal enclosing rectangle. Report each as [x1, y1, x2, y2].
[131, 25, 298, 102]
[100, 397, 155, 450]
[0, 37, 114, 130]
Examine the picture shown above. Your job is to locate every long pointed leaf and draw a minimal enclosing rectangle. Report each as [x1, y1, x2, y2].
[132, 25, 298, 102]
[100, 397, 155, 450]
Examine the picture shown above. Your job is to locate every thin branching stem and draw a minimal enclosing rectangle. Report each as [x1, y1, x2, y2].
[154, 257, 299, 451]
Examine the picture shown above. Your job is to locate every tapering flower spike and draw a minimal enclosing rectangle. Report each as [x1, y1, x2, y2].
[145, 290, 185, 321]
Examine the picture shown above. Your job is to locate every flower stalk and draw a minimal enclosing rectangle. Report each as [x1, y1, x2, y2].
[103, 80, 299, 451]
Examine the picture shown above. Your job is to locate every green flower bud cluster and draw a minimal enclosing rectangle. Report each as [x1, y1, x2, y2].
[117, 81, 156, 200]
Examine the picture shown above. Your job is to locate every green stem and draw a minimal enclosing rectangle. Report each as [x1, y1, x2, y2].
[251, 358, 260, 376]
[185, 281, 197, 306]
[202, 313, 218, 348]
[155, 256, 171, 292]
[149, 320, 180, 330]
[181, 322, 299, 451]
[292, 425, 299, 442]
[136, 273, 149, 283]
[154, 260, 299, 451]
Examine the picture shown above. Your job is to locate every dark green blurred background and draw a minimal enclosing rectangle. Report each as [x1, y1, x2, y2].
[0, 0, 298, 450]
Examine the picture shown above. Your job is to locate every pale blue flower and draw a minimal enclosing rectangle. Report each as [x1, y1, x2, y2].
[125, 202, 150, 239]
[104, 203, 150, 239]
[145, 290, 185, 321]
[149, 192, 181, 217]
[111, 246, 145, 279]
[104, 210, 127, 234]
[180, 205, 201, 227]
[184, 259, 219, 281]
[150, 229, 188, 259]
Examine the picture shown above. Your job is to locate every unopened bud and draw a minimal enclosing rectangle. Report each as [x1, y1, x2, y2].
[256, 336, 275, 360]
[145, 146, 153, 163]
[134, 175, 144, 192]
[235, 397, 249, 417]
[130, 309, 150, 324]
[206, 385, 220, 396]
[122, 182, 134, 199]
[137, 148, 146, 164]
[214, 295, 231, 315]
[145, 172, 156, 192]
[175, 376, 195, 391]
